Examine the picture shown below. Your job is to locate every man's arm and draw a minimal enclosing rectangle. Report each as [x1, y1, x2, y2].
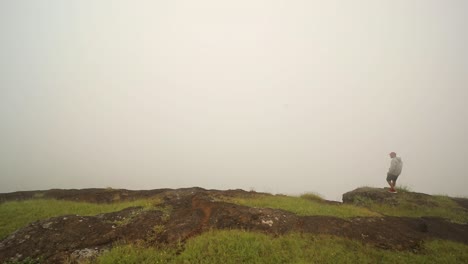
[388, 159, 397, 175]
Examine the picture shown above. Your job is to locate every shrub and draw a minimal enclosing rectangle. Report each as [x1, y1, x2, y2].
[300, 192, 324, 201]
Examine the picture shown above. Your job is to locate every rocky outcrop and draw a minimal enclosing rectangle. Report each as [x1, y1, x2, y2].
[1, 188, 468, 263]
[342, 187, 436, 206]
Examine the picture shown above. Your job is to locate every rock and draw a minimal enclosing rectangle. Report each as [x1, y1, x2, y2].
[42, 222, 53, 229]
[1, 187, 467, 264]
[342, 187, 440, 208]
[70, 248, 102, 260]
[262, 220, 274, 227]
[342, 187, 398, 205]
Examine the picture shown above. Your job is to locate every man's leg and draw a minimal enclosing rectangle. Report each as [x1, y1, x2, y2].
[392, 177, 398, 190]
[386, 173, 392, 189]
[387, 181, 396, 192]
[387, 180, 393, 188]
[386, 173, 397, 192]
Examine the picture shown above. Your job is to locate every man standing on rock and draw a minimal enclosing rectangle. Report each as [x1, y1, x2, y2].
[387, 152, 403, 193]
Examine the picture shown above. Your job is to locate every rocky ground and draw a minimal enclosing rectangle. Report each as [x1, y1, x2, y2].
[1, 187, 467, 263]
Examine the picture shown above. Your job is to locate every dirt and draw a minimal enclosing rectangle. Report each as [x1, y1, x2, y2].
[1, 188, 468, 263]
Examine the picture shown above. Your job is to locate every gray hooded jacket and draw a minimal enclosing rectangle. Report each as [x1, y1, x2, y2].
[388, 157, 403, 176]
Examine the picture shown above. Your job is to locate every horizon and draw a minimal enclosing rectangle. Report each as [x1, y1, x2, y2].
[0, 185, 464, 202]
[1, 1, 467, 202]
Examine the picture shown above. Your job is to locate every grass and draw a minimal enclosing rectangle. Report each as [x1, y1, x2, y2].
[96, 243, 175, 264]
[0, 198, 160, 239]
[299, 192, 324, 201]
[95, 230, 468, 264]
[353, 193, 468, 223]
[228, 194, 380, 218]
[395, 184, 412, 192]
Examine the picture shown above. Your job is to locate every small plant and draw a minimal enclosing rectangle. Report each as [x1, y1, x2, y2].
[152, 225, 165, 235]
[153, 205, 173, 222]
[146, 224, 167, 244]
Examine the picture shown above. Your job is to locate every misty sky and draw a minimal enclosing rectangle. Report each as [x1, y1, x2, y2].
[1, 1, 467, 201]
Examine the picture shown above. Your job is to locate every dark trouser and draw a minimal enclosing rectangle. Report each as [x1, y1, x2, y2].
[386, 173, 398, 183]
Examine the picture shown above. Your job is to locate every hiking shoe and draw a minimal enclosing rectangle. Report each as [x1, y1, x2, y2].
[388, 189, 397, 193]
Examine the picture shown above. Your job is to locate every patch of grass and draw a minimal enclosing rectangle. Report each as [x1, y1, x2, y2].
[0, 198, 161, 239]
[229, 195, 380, 218]
[95, 230, 468, 263]
[145, 224, 168, 244]
[96, 243, 175, 264]
[299, 192, 324, 201]
[395, 185, 412, 192]
[361, 194, 468, 223]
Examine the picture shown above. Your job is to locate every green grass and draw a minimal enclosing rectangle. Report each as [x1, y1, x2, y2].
[395, 185, 412, 192]
[299, 192, 324, 201]
[95, 230, 468, 264]
[96, 243, 175, 264]
[0, 198, 160, 239]
[354, 194, 468, 223]
[229, 195, 380, 218]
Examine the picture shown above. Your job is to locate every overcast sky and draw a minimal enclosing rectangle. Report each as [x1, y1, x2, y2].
[1, 0, 467, 201]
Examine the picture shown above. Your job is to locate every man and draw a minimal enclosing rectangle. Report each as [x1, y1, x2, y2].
[387, 152, 403, 193]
